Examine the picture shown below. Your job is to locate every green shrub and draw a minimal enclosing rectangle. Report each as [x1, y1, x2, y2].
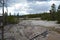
[41, 13, 52, 21]
[6, 16, 19, 24]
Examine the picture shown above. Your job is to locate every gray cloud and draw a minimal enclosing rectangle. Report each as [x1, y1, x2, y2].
[0, 0, 60, 15]
[53, 0, 60, 1]
[3, 0, 26, 7]
[27, 0, 49, 2]
[8, 0, 60, 14]
[6, 0, 50, 7]
[27, 2, 50, 14]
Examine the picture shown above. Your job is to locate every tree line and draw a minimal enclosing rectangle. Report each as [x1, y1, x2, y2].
[20, 4, 60, 23]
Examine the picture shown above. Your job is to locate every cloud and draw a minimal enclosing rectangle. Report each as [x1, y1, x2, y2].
[27, 0, 49, 2]
[26, 1, 50, 14]
[53, 0, 60, 1]
[4, 0, 27, 7]
[0, 0, 60, 15]
[7, 2, 30, 15]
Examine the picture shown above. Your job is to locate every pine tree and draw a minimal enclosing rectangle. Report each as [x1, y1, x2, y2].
[9, 12, 11, 16]
[51, 3, 56, 13]
[17, 13, 19, 17]
[50, 3, 56, 20]
[57, 5, 60, 12]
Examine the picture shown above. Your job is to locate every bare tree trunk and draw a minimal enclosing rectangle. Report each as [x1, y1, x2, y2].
[2, 0, 4, 40]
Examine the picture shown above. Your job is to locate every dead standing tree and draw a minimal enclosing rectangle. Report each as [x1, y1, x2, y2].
[0, 0, 8, 40]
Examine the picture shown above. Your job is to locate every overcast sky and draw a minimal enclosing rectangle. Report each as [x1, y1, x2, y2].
[0, 0, 60, 15]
